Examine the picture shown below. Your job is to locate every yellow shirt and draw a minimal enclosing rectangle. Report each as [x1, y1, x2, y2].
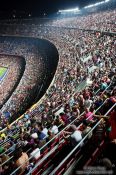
[0, 133, 6, 139]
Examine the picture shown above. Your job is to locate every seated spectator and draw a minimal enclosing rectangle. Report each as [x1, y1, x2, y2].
[0, 133, 6, 140]
[83, 89, 90, 99]
[100, 81, 108, 91]
[38, 126, 46, 140]
[70, 125, 83, 147]
[63, 125, 83, 147]
[1, 154, 10, 163]
[82, 120, 92, 139]
[93, 121, 106, 144]
[84, 96, 93, 109]
[78, 95, 85, 112]
[85, 108, 94, 121]
[30, 144, 40, 160]
[50, 120, 59, 135]
[15, 148, 29, 173]
[31, 132, 38, 139]
[59, 112, 69, 125]
[41, 125, 48, 137]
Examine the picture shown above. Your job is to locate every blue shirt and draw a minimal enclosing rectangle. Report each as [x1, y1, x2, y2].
[39, 132, 46, 140]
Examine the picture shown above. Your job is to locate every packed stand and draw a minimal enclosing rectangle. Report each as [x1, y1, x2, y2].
[0, 6, 116, 174]
[0, 29, 115, 174]
[0, 37, 58, 127]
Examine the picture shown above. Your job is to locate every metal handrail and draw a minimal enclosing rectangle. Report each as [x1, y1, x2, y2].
[10, 79, 114, 174]
[0, 44, 75, 134]
[10, 84, 112, 175]
[0, 143, 18, 156]
[1, 77, 110, 171]
[49, 103, 116, 175]
[19, 98, 109, 175]
[2, 77, 111, 155]
[26, 98, 109, 175]
[1, 156, 13, 167]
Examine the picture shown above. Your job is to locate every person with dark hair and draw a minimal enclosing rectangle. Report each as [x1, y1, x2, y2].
[84, 96, 93, 109]
[47, 130, 55, 142]
[82, 120, 92, 139]
[59, 112, 69, 125]
[50, 120, 59, 135]
[63, 125, 83, 147]
[84, 108, 94, 121]
[37, 125, 46, 141]
[15, 147, 29, 173]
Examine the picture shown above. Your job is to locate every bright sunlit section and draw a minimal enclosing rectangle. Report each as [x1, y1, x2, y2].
[59, 7, 80, 13]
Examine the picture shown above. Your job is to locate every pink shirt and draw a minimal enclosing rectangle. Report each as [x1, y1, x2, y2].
[85, 112, 93, 121]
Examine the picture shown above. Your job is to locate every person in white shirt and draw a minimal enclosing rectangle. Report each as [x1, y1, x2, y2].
[84, 96, 93, 109]
[71, 130, 82, 142]
[50, 120, 59, 135]
[51, 125, 58, 135]
[70, 125, 83, 146]
[42, 127, 48, 136]
[31, 132, 38, 139]
[30, 145, 40, 160]
[63, 125, 83, 147]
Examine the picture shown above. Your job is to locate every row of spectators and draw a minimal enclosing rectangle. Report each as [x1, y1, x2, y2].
[0, 9, 115, 34]
[0, 37, 58, 127]
[0, 55, 25, 108]
[0, 16, 115, 128]
[0, 31, 115, 172]
[27, 28, 115, 124]
[0, 64, 115, 174]
[0, 7, 115, 174]
[49, 9, 116, 32]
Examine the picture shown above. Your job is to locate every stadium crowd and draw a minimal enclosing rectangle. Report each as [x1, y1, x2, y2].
[0, 6, 116, 175]
[0, 55, 25, 108]
[0, 61, 115, 174]
[0, 9, 115, 34]
[0, 37, 59, 126]
[49, 9, 116, 32]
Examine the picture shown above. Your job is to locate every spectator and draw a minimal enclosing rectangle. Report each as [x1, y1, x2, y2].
[15, 148, 29, 173]
[30, 144, 40, 160]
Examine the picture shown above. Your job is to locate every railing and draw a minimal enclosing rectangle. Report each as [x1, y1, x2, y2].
[1, 25, 113, 134]
[49, 103, 116, 175]
[8, 82, 113, 175]
[0, 41, 79, 134]
[0, 52, 114, 173]
[0, 77, 87, 143]
[2, 70, 115, 173]
[1, 73, 113, 172]
[26, 97, 111, 175]
[0, 22, 115, 175]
